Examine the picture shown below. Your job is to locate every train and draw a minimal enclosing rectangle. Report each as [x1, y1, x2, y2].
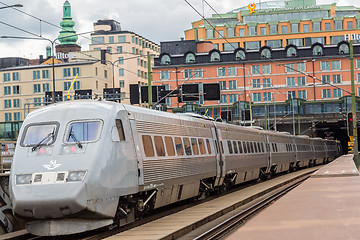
[9, 100, 342, 236]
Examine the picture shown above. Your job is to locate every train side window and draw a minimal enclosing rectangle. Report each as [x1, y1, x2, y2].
[238, 141, 243, 153]
[233, 141, 238, 154]
[165, 136, 175, 156]
[191, 138, 199, 155]
[154, 136, 165, 156]
[220, 141, 224, 154]
[254, 142, 258, 153]
[227, 140, 233, 154]
[245, 142, 249, 153]
[115, 119, 125, 141]
[142, 135, 154, 157]
[198, 139, 206, 155]
[275, 143, 278, 152]
[250, 142, 254, 153]
[260, 142, 264, 152]
[206, 139, 212, 154]
[183, 138, 192, 155]
[175, 137, 184, 156]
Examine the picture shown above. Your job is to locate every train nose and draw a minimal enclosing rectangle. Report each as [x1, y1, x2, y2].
[12, 183, 87, 219]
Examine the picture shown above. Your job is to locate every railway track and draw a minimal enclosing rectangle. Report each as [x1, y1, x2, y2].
[2, 167, 317, 240]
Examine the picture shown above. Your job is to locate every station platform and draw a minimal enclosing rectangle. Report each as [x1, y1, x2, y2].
[226, 154, 360, 240]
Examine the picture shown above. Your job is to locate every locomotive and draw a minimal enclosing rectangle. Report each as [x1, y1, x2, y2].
[9, 100, 341, 236]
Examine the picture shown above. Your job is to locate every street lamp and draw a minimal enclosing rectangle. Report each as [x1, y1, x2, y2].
[0, 4, 23, 10]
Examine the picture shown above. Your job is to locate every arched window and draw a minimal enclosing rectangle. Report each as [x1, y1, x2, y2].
[287, 47, 297, 57]
[185, 53, 195, 63]
[339, 43, 349, 54]
[210, 51, 220, 62]
[261, 48, 271, 58]
[235, 50, 246, 60]
[312, 45, 323, 56]
[161, 54, 171, 65]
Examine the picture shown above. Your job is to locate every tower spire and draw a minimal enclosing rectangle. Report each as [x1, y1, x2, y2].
[58, 0, 78, 45]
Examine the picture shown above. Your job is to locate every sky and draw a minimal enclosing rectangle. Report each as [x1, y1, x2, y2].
[0, 0, 358, 59]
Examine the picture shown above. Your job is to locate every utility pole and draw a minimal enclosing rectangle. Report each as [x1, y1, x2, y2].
[147, 52, 152, 108]
[350, 40, 359, 167]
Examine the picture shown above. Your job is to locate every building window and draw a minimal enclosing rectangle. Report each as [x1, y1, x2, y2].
[321, 61, 330, 70]
[13, 85, 20, 94]
[262, 65, 271, 74]
[223, 43, 238, 51]
[313, 45, 323, 55]
[73, 67, 80, 76]
[249, 26, 256, 36]
[331, 36, 343, 45]
[161, 55, 171, 65]
[212, 44, 219, 50]
[286, 77, 295, 86]
[194, 69, 203, 78]
[228, 67, 236, 76]
[220, 81, 227, 90]
[34, 97, 42, 106]
[119, 80, 125, 88]
[217, 30, 224, 38]
[335, 20, 343, 30]
[5, 113, 11, 122]
[13, 99, 20, 108]
[229, 94, 237, 103]
[287, 91, 296, 99]
[253, 93, 261, 102]
[321, 75, 330, 84]
[322, 89, 331, 98]
[291, 23, 299, 33]
[160, 71, 170, 80]
[357, 59, 360, 68]
[245, 41, 260, 50]
[92, 36, 104, 44]
[324, 22, 331, 31]
[303, 24, 309, 32]
[41, 70, 49, 79]
[210, 52, 220, 62]
[4, 100, 11, 108]
[285, 63, 295, 72]
[332, 60, 341, 70]
[261, 48, 271, 58]
[297, 62, 306, 72]
[270, 25, 277, 34]
[14, 112, 20, 121]
[109, 36, 114, 43]
[3, 73, 10, 82]
[339, 43, 349, 54]
[239, 28, 245, 37]
[64, 82, 71, 91]
[266, 40, 282, 48]
[260, 27, 266, 35]
[252, 79, 261, 88]
[287, 47, 297, 57]
[118, 57, 124, 64]
[298, 90, 307, 99]
[347, 21, 353, 30]
[288, 38, 303, 47]
[12, 72, 19, 81]
[4, 86, 10, 95]
[333, 74, 341, 84]
[73, 81, 80, 90]
[235, 50, 245, 60]
[263, 92, 272, 101]
[184, 69, 193, 79]
[281, 25, 288, 34]
[217, 67, 226, 76]
[227, 28, 234, 37]
[220, 95, 227, 103]
[313, 22, 321, 31]
[333, 89, 342, 98]
[263, 78, 271, 87]
[63, 68, 71, 77]
[117, 46, 123, 53]
[251, 65, 260, 74]
[297, 76, 306, 86]
[33, 70, 40, 79]
[229, 80, 237, 89]
[42, 83, 50, 92]
[207, 29, 214, 38]
[185, 53, 195, 63]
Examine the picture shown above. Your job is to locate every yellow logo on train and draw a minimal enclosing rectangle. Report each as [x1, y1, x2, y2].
[248, 2, 256, 14]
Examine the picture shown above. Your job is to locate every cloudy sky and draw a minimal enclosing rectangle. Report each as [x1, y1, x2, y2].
[0, 0, 357, 59]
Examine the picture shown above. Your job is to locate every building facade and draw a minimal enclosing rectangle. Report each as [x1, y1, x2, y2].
[89, 20, 160, 104]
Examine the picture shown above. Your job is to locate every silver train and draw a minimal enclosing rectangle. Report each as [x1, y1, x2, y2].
[9, 100, 342, 236]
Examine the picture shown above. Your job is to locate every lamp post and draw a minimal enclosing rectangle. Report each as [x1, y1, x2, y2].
[0, 4, 23, 10]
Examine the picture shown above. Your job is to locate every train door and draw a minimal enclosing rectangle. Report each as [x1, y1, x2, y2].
[211, 127, 225, 187]
[264, 134, 271, 172]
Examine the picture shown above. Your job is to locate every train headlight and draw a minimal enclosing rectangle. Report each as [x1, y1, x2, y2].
[16, 174, 32, 185]
[67, 171, 86, 182]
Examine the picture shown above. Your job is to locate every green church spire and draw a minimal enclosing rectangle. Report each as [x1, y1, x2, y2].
[58, 0, 78, 45]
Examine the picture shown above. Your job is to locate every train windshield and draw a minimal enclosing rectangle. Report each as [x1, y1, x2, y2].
[65, 120, 102, 143]
[22, 123, 58, 147]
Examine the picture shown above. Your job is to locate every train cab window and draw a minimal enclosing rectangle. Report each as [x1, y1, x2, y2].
[183, 138, 192, 155]
[142, 135, 154, 157]
[165, 136, 175, 156]
[238, 141, 243, 153]
[233, 141, 238, 154]
[175, 137, 184, 156]
[66, 120, 102, 143]
[115, 119, 125, 141]
[198, 139, 206, 155]
[227, 140, 233, 154]
[191, 138, 199, 155]
[154, 136, 165, 156]
[220, 141, 224, 154]
[21, 122, 58, 147]
[206, 139, 212, 154]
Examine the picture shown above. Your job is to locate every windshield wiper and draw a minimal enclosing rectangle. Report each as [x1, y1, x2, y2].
[31, 128, 55, 152]
[68, 127, 83, 149]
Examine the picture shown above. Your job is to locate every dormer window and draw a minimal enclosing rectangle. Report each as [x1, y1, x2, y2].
[235, 50, 245, 60]
[210, 51, 220, 62]
[287, 47, 297, 57]
[312, 45, 323, 56]
[185, 53, 195, 63]
[161, 54, 171, 65]
[339, 43, 349, 54]
[261, 48, 271, 58]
